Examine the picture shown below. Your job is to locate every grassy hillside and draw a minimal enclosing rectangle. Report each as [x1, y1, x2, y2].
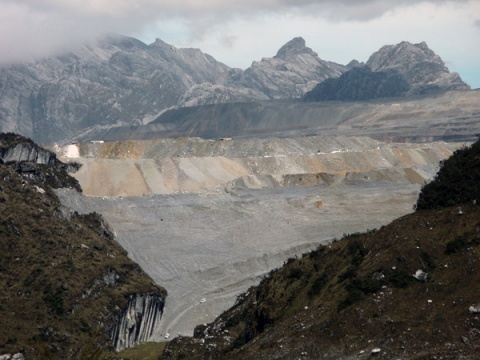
[162, 139, 480, 359]
[0, 135, 166, 359]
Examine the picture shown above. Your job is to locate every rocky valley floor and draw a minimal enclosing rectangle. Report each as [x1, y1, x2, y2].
[54, 135, 464, 340]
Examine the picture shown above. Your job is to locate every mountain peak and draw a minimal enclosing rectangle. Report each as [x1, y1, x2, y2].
[275, 37, 316, 59]
[150, 38, 173, 48]
[366, 40, 470, 93]
[367, 41, 437, 66]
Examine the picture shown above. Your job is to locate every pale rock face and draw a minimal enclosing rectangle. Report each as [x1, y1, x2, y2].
[0, 37, 470, 145]
[0, 35, 231, 144]
[0, 36, 345, 144]
[54, 143, 80, 159]
[169, 37, 347, 107]
[0, 353, 25, 360]
[110, 293, 166, 351]
[178, 82, 268, 108]
[0, 143, 57, 164]
[232, 37, 345, 99]
[366, 41, 470, 94]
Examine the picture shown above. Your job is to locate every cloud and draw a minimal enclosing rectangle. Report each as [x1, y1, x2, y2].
[475, 19, 480, 27]
[0, 0, 474, 64]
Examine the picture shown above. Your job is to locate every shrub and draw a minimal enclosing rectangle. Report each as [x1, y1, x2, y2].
[308, 274, 328, 297]
[387, 269, 414, 288]
[416, 139, 480, 210]
[445, 238, 467, 254]
[287, 267, 304, 280]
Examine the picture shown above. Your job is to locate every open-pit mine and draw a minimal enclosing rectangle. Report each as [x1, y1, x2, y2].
[55, 132, 465, 339]
[52, 90, 480, 340]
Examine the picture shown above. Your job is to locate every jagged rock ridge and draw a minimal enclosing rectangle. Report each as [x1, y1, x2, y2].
[0, 36, 345, 144]
[0, 35, 231, 144]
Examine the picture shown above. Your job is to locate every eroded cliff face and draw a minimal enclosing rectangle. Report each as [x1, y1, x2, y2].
[111, 293, 166, 351]
[0, 133, 57, 164]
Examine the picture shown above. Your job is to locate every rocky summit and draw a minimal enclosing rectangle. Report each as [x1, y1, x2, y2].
[305, 41, 470, 101]
[366, 41, 470, 94]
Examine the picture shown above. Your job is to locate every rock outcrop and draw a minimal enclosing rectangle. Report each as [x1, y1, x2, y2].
[172, 38, 347, 108]
[0, 133, 56, 164]
[230, 37, 345, 100]
[0, 354, 25, 360]
[111, 293, 166, 351]
[305, 41, 470, 101]
[0, 133, 82, 190]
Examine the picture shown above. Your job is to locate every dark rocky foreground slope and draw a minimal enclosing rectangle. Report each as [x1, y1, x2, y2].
[0, 134, 166, 358]
[161, 140, 480, 359]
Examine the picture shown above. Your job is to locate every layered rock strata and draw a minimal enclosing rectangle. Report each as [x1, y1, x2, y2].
[111, 293, 166, 351]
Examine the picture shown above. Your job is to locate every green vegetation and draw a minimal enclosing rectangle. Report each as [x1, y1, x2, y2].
[111, 342, 167, 360]
[416, 138, 480, 210]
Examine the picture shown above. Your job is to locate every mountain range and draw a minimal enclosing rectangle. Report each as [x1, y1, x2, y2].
[0, 35, 470, 144]
[0, 33, 478, 360]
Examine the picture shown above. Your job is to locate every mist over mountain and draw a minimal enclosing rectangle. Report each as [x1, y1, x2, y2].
[0, 35, 470, 145]
[0, 35, 231, 144]
[0, 36, 346, 144]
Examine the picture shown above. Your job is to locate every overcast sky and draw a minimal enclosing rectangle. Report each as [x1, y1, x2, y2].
[1, 0, 479, 88]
